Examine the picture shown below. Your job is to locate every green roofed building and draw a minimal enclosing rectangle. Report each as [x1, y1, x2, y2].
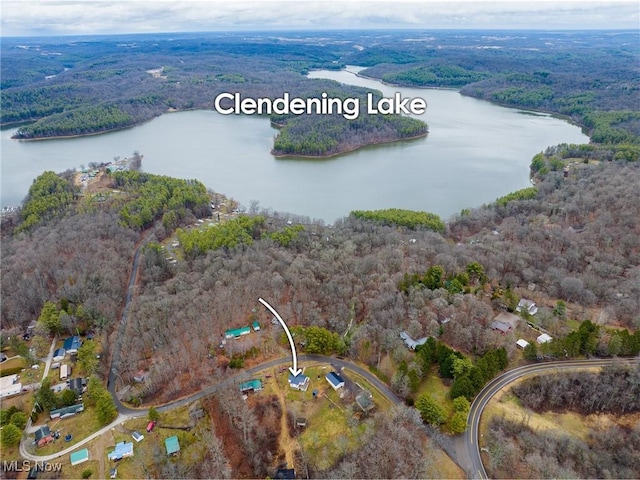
[225, 326, 251, 339]
[70, 448, 89, 466]
[50, 403, 84, 419]
[165, 435, 180, 456]
[239, 379, 262, 393]
[252, 320, 261, 331]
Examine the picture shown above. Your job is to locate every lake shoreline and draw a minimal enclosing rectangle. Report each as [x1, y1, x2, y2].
[271, 131, 428, 159]
[350, 68, 588, 132]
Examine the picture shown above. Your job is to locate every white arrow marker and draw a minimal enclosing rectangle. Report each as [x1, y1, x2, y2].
[258, 297, 302, 377]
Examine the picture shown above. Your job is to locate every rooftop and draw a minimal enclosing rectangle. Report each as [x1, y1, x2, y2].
[34, 425, 51, 443]
[107, 441, 134, 461]
[493, 311, 520, 328]
[63, 336, 81, 351]
[165, 435, 180, 455]
[225, 326, 251, 338]
[239, 379, 263, 392]
[0, 374, 18, 389]
[70, 448, 89, 466]
[326, 371, 345, 388]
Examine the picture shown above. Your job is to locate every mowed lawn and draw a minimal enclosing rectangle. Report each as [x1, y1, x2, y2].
[29, 409, 103, 456]
[298, 391, 370, 471]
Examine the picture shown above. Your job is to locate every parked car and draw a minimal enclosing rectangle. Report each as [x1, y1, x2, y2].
[146, 421, 156, 433]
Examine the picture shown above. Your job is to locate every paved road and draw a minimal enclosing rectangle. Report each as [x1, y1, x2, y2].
[20, 353, 401, 461]
[107, 233, 153, 415]
[465, 357, 640, 479]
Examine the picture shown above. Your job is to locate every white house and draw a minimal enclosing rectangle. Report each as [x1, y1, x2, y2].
[288, 372, 310, 392]
[400, 331, 429, 350]
[0, 374, 22, 398]
[517, 299, 538, 315]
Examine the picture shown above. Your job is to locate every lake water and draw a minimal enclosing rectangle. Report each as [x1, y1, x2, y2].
[1, 67, 588, 223]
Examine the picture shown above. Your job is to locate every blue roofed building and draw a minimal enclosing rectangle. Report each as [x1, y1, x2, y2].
[53, 348, 66, 362]
[165, 435, 180, 456]
[63, 336, 81, 354]
[288, 372, 310, 392]
[326, 371, 345, 390]
[107, 441, 134, 461]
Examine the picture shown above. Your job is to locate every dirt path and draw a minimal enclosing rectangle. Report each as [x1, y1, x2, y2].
[88, 429, 109, 479]
[270, 375, 297, 467]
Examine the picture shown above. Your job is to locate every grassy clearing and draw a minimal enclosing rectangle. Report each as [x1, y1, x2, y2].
[298, 393, 370, 471]
[433, 449, 466, 479]
[416, 367, 454, 415]
[0, 390, 33, 412]
[0, 356, 26, 373]
[28, 408, 102, 456]
[63, 459, 100, 480]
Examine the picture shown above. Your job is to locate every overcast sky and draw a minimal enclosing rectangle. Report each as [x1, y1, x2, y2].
[1, 0, 638, 37]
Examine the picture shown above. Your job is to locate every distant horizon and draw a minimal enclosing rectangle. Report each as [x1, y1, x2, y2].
[2, 26, 638, 40]
[1, 1, 638, 37]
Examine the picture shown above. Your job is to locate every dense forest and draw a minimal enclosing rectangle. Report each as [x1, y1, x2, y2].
[4, 154, 637, 404]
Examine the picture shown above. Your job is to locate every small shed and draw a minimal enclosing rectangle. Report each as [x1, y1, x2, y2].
[70, 448, 89, 466]
[356, 390, 375, 413]
[252, 320, 261, 331]
[165, 435, 180, 456]
[132, 431, 144, 443]
[107, 441, 134, 461]
[516, 339, 530, 349]
[537, 333, 553, 344]
[326, 372, 345, 390]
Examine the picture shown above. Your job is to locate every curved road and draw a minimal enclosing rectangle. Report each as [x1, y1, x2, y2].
[21, 353, 400, 461]
[465, 357, 640, 479]
[22, 230, 639, 477]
